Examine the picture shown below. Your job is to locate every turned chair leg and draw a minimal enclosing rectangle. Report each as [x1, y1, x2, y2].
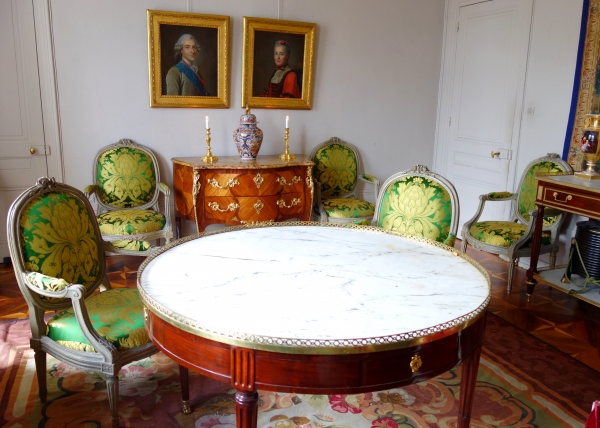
[507, 260, 516, 294]
[179, 365, 192, 414]
[550, 249, 558, 269]
[106, 374, 119, 428]
[33, 349, 47, 402]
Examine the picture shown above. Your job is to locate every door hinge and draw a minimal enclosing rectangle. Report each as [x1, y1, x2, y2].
[449, 117, 452, 127]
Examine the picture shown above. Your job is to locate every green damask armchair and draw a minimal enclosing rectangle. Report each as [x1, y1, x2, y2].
[84, 139, 172, 255]
[461, 153, 573, 293]
[372, 165, 460, 247]
[6, 177, 161, 427]
[310, 137, 379, 224]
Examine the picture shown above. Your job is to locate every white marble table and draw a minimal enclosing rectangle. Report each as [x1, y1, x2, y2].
[138, 222, 491, 428]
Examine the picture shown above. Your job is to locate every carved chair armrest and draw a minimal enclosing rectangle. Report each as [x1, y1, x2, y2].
[486, 191, 516, 200]
[358, 174, 380, 199]
[157, 182, 172, 237]
[83, 184, 97, 197]
[23, 273, 119, 359]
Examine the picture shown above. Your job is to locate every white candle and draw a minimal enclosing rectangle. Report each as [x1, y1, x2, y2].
[206, 116, 209, 129]
[286, 116, 289, 128]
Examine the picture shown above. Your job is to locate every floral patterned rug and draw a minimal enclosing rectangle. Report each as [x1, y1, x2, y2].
[0, 314, 592, 427]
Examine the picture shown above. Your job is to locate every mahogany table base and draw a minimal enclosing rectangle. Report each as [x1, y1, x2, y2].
[147, 312, 486, 428]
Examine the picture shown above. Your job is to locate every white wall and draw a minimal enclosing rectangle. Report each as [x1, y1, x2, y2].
[514, 0, 583, 266]
[42, 0, 585, 242]
[48, 0, 445, 234]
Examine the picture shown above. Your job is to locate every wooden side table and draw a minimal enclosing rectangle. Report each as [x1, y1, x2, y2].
[526, 173, 600, 305]
[172, 155, 315, 235]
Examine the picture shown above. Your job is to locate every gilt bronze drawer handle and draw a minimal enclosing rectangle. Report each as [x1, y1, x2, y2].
[208, 202, 240, 212]
[552, 192, 572, 204]
[276, 176, 301, 186]
[410, 355, 422, 373]
[208, 178, 239, 189]
[254, 173, 264, 189]
[254, 199, 264, 214]
[277, 198, 301, 208]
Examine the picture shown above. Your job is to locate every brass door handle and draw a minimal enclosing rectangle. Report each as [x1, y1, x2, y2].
[30, 147, 36, 154]
[491, 151, 500, 158]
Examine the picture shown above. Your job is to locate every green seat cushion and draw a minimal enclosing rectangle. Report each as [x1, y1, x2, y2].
[97, 209, 166, 235]
[110, 240, 152, 252]
[314, 144, 358, 197]
[377, 176, 453, 244]
[97, 147, 157, 208]
[47, 288, 150, 352]
[322, 198, 375, 219]
[19, 192, 100, 303]
[469, 221, 552, 247]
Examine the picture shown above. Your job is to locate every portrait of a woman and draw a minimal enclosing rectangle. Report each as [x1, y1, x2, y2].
[258, 39, 301, 98]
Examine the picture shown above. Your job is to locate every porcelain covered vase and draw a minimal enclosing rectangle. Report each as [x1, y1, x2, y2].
[233, 108, 263, 161]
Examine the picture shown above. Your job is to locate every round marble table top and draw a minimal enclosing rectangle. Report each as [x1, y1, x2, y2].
[138, 223, 490, 354]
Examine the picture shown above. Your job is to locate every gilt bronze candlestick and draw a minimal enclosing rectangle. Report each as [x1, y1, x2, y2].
[201, 128, 218, 164]
[279, 128, 295, 162]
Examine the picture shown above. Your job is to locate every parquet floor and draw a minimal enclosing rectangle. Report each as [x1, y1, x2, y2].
[1, 242, 599, 372]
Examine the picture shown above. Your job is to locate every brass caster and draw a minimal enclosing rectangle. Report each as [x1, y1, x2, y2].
[183, 400, 192, 414]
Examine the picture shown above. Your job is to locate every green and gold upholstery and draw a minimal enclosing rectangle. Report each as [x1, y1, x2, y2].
[19, 192, 100, 303]
[96, 147, 157, 208]
[7, 177, 160, 427]
[311, 137, 379, 223]
[516, 161, 563, 225]
[322, 198, 375, 219]
[314, 143, 358, 197]
[374, 169, 458, 247]
[467, 221, 552, 247]
[460, 154, 572, 293]
[87, 139, 172, 255]
[47, 288, 151, 352]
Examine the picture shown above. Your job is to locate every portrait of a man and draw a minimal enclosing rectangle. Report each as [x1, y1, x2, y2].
[159, 25, 218, 97]
[166, 34, 209, 96]
[147, 10, 229, 108]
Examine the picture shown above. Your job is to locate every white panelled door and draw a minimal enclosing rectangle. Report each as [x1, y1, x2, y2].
[0, 0, 60, 259]
[436, 0, 533, 236]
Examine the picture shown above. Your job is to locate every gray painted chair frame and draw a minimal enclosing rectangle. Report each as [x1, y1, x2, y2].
[7, 177, 160, 427]
[371, 165, 460, 246]
[85, 138, 173, 255]
[310, 136, 380, 224]
[460, 153, 572, 293]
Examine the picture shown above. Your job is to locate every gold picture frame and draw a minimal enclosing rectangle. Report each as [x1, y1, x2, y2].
[147, 10, 230, 108]
[241, 17, 316, 109]
[567, 0, 600, 169]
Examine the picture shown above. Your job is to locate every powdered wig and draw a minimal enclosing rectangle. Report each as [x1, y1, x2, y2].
[173, 34, 198, 63]
[274, 40, 291, 57]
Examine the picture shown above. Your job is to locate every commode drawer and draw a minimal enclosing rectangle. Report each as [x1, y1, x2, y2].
[541, 186, 600, 218]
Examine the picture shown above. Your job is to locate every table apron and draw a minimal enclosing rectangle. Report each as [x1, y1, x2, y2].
[146, 312, 486, 394]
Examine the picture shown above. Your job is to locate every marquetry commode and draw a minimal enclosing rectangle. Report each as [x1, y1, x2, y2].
[172, 155, 314, 234]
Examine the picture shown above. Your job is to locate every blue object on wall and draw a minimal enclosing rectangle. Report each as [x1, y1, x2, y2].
[563, 0, 591, 161]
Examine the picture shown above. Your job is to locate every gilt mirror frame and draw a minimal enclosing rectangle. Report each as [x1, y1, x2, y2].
[567, 0, 600, 169]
